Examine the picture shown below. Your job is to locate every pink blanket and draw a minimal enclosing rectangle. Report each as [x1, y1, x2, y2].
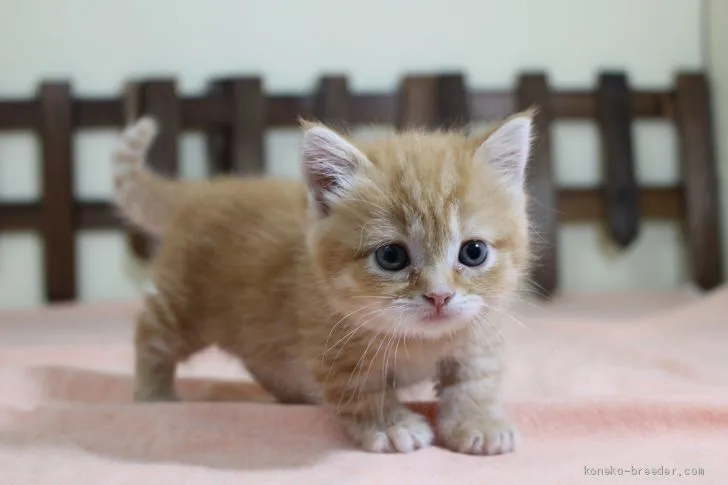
[1, 289, 727, 484]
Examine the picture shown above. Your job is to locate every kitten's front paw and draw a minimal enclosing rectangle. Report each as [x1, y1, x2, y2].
[342, 409, 434, 453]
[439, 417, 518, 455]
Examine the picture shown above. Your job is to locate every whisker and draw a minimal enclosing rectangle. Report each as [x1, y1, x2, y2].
[322, 302, 380, 360]
[324, 306, 392, 355]
[379, 314, 403, 418]
[392, 318, 404, 389]
[350, 295, 396, 300]
[322, 306, 398, 387]
[339, 317, 391, 412]
[486, 304, 530, 331]
[467, 314, 506, 351]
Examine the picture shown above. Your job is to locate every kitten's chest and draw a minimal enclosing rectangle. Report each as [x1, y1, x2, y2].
[385, 340, 454, 389]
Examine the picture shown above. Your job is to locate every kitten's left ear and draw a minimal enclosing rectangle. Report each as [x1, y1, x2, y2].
[473, 110, 534, 188]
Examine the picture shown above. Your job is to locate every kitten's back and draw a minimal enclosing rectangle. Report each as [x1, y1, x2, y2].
[148, 176, 313, 346]
[158, 176, 309, 280]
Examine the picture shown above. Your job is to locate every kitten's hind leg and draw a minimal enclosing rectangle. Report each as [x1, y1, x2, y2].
[133, 297, 201, 402]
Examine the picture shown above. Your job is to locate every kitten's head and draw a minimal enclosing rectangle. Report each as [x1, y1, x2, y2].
[301, 112, 533, 339]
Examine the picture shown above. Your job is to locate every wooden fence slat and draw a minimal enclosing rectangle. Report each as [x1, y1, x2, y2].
[0, 101, 40, 129]
[0, 72, 723, 300]
[559, 187, 682, 222]
[205, 78, 266, 175]
[675, 73, 724, 290]
[39, 82, 76, 302]
[0, 186, 686, 232]
[397, 76, 438, 129]
[0, 89, 679, 132]
[314, 76, 351, 131]
[183, 96, 230, 129]
[205, 81, 230, 174]
[142, 80, 180, 176]
[517, 73, 558, 297]
[468, 92, 513, 122]
[0, 202, 119, 231]
[436, 73, 469, 129]
[351, 94, 397, 125]
[76, 99, 124, 127]
[0, 203, 38, 230]
[229, 78, 266, 175]
[596, 72, 640, 247]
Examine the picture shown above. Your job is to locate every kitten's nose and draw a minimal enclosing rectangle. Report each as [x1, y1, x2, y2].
[422, 292, 454, 310]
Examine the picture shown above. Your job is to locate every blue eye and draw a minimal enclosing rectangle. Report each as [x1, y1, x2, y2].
[374, 244, 410, 271]
[458, 240, 488, 267]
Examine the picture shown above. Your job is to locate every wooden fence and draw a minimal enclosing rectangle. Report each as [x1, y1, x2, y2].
[0, 71, 723, 302]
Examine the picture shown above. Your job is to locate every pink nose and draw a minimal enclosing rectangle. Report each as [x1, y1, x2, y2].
[422, 292, 454, 309]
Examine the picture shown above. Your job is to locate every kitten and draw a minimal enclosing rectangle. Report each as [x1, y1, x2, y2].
[112, 111, 533, 454]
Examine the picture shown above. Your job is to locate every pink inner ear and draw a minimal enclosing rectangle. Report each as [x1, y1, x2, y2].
[475, 116, 533, 185]
[304, 155, 350, 216]
[308, 169, 336, 191]
[302, 125, 368, 216]
[308, 171, 334, 216]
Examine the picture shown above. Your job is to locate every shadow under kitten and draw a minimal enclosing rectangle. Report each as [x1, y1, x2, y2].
[0, 366, 442, 470]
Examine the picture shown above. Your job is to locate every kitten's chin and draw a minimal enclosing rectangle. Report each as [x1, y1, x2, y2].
[397, 312, 476, 340]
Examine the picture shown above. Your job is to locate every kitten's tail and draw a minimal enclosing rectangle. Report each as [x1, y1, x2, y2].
[113, 117, 180, 237]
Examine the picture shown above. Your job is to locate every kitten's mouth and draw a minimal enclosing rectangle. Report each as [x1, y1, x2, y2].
[421, 310, 455, 323]
[423, 314, 449, 323]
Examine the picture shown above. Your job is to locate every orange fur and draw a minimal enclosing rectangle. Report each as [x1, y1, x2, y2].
[113, 112, 534, 454]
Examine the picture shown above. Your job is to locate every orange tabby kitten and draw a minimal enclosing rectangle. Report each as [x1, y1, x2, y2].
[112, 111, 533, 454]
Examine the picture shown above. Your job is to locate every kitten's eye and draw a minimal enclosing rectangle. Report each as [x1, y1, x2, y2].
[374, 244, 410, 271]
[458, 240, 489, 267]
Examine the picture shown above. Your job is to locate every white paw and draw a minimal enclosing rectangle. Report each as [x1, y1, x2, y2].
[439, 418, 518, 455]
[345, 410, 434, 453]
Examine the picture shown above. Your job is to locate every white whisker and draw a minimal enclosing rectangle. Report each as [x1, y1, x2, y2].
[322, 302, 380, 360]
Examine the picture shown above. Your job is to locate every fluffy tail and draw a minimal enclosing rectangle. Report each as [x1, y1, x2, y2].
[113, 117, 180, 237]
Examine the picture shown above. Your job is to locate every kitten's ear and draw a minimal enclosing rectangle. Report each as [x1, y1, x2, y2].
[300, 121, 368, 216]
[473, 110, 534, 188]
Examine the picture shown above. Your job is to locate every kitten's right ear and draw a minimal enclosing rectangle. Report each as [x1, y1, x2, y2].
[301, 122, 368, 216]
[472, 109, 534, 190]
